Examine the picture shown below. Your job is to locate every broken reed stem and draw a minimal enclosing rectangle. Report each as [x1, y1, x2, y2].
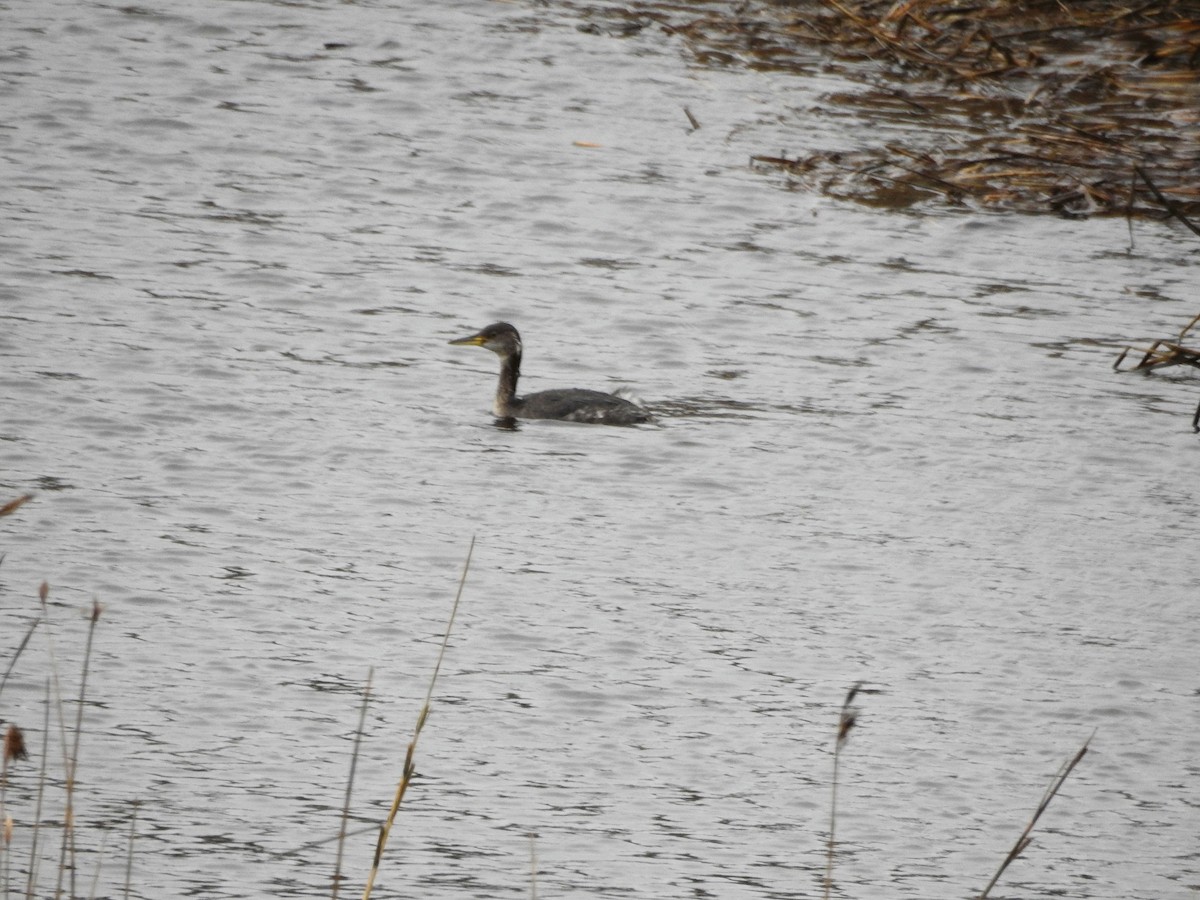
[360, 537, 475, 900]
[333, 669, 374, 900]
[978, 732, 1094, 900]
[823, 683, 862, 900]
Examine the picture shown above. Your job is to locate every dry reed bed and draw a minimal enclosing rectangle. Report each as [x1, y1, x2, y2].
[588, 0, 1200, 217]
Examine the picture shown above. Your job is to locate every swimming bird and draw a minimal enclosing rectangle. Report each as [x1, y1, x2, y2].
[449, 322, 650, 425]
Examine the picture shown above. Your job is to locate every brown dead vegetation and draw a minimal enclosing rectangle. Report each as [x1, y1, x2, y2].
[1115, 313, 1200, 430]
[592, 0, 1200, 217]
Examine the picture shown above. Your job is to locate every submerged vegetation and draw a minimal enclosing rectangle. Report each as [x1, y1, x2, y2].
[585, 0, 1200, 218]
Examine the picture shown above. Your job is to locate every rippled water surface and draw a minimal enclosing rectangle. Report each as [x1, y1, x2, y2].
[2, 2, 1198, 898]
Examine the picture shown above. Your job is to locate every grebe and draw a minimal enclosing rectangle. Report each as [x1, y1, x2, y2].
[449, 322, 651, 425]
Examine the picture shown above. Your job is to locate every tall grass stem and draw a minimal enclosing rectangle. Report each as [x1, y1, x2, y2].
[333, 669, 373, 899]
[26, 680, 52, 900]
[122, 801, 139, 900]
[361, 538, 474, 900]
[978, 732, 1093, 900]
[55, 601, 102, 899]
[823, 683, 861, 900]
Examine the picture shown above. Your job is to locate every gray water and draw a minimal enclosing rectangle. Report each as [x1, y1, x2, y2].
[2, 2, 1198, 898]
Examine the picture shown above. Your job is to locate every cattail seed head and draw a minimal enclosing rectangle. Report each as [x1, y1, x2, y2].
[837, 710, 858, 745]
[3, 724, 28, 763]
[0, 494, 34, 517]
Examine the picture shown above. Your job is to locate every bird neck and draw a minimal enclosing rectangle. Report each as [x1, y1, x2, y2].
[495, 349, 521, 416]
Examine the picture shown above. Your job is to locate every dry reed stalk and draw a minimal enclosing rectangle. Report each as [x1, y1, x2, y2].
[332, 669, 374, 899]
[978, 733, 1093, 900]
[85, 827, 109, 899]
[26, 681, 52, 900]
[2, 813, 10, 900]
[122, 801, 139, 900]
[0, 618, 40, 702]
[30, 582, 72, 900]
[530, 830, 540, 900]
[1114, 312, 1200, 374]
[822, 682, 862, 900]
[0, 582, 47, 702]
[1136, 166, 1200, 237]
[360, 538, 474, 900]
[1180, 314, 1200, 345]
[54, 600, 102, 900]
[3, 724, 30, 899]
[1113, 312, 1200, 429]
